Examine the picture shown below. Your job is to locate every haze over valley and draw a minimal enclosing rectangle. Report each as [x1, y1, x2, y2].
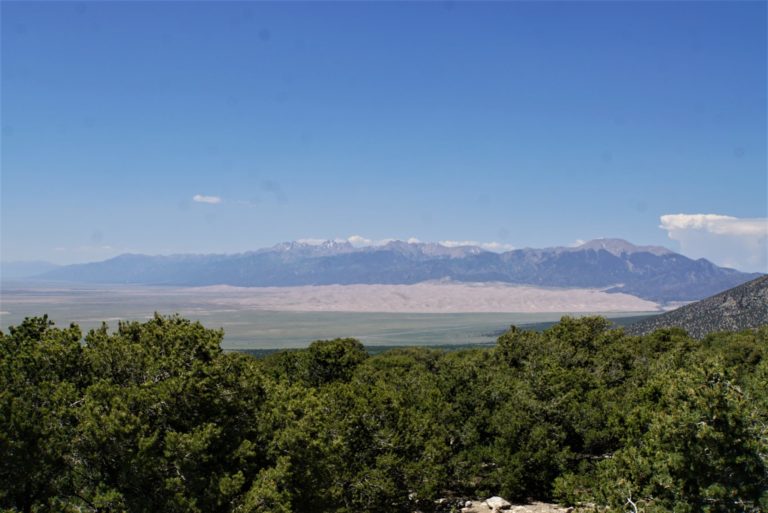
[2, 236, 758, 348]
[0, 281, 655, 349]
[14, 237, 760, 303]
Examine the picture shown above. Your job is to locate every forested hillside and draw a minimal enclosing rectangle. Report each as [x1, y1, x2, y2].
[1, 315, 766, 512]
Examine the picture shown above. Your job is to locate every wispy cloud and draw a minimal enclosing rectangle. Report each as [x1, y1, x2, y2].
[660, 213, 767, 272]
[296, 238, 329, 246]
[346, 235, 395, 247]
[343, 236, 514, 252]
[347, 235, 373, 246]
[440, 240, 515, 252]
[660, 214, 767, 236]
[479, 241, 516, 252]
[296, 235, 516, 252]
[193, 194, 222, 204]
[440, 240, 478, 248]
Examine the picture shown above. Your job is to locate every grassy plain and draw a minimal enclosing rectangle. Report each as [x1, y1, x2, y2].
[0, 281, 654, 349]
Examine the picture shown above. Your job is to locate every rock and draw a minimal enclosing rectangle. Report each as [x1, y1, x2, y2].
[466, 501, 474, 507]
[484, 496, 512, 510]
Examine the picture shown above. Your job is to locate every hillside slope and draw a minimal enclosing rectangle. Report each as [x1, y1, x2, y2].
[625, 275, 768, 338]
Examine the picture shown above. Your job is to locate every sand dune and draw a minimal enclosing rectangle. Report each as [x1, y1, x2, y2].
[189, 281, 660, 313]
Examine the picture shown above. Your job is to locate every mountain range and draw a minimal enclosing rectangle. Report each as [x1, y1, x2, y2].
[29, 238, 761, 304]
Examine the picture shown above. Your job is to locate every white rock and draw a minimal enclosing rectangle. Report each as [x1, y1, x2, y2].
[484, 496, 512, 510]
[465, 501, 473, 507]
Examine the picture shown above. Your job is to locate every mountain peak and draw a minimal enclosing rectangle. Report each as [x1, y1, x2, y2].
[574, 238, 673, 257]
[269, 239, 355, 255]
[380, 240, 485, 258]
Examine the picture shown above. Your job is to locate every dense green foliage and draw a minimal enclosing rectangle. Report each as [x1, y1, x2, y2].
[1, 315, 766, 512]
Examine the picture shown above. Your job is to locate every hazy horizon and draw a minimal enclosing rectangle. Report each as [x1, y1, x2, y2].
[2, 234, 765, 275]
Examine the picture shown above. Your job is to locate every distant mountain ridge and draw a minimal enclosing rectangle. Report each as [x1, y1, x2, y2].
[625, 275, 768, 338]
[1, 261, 61, 280]
[35, 238, 762, 304]
[568, 239, 672, 257]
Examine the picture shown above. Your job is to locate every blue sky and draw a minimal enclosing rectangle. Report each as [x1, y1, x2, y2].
[2, 1, 766, 271]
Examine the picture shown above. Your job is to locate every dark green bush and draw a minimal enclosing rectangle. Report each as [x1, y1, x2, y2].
[1, 315, 765, 512]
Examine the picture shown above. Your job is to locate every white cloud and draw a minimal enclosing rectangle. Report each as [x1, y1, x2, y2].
[296, 238, 327, 246]
[659, 213, 768, 272]
[193, 194, 222, 204]
[347, 235, 373, 246]
[660, 214, 766, 236]
[301, 235, 515, 253]
[479, 241, 516, 252]
[440, 240, 478, 248]
[440, 240, 515, 252]
[346, 235, 396, 247]
[297, 235, 397, 247]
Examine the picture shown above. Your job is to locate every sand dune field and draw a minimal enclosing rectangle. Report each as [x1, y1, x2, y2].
[187, 281, 660, 313]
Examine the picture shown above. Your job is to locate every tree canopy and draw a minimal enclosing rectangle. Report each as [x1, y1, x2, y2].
[1, 314, 766, 512]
